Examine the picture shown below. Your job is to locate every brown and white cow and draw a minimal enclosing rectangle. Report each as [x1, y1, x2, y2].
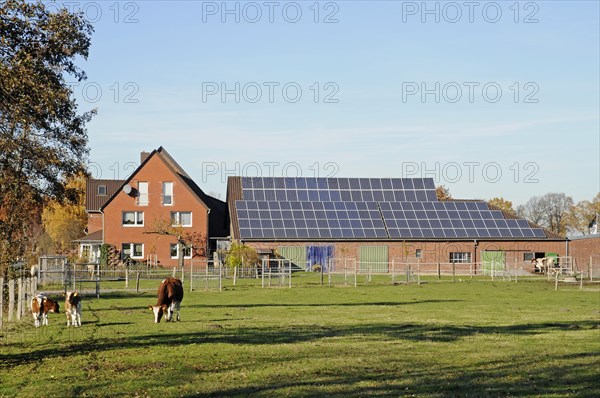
[532, 257, 556, 274]
[31, 294, 59, 327]
[148, 277, 183, 323]
[65, 291, 82, 327]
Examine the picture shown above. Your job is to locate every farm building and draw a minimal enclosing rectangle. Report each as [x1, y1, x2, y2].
[76, 147, 227, 267]
[226, 176, 568, 272]
[568, 234, 600, 274]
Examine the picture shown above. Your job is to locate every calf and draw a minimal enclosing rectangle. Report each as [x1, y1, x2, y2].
[65, 291, 82, 327]
[148, 277, 183, 323]
[31, 294, 59, 327]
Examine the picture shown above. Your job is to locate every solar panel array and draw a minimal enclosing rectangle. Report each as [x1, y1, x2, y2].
[235, 177, 547, 240]
[241, 177, 438, 202]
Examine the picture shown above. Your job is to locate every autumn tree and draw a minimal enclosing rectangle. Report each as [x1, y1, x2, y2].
[516, 196, 546, 225]
[539, 193, 574, 236]
[436, 185, 452, 201]
[0, 1, 94, 277]
[41, 173, 87, 254]
[144, 217, 208, 268]
[517, 193, 574, 235]
[224, 243, 260, 269]
[565, 193, 600, 235]
[488, 197, 515, 214]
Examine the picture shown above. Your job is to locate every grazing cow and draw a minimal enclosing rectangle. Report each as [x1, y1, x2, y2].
[65, 291, 82, 327]
[31, 294, 59, 327]
[148, 277, 183, 323]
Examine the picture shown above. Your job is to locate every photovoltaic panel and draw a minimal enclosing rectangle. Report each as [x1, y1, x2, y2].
[240, 177, 438, 204]
[235, 178, 549, 241]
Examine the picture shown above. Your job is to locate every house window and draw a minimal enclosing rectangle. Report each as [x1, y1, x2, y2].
[122, 211, 144, 226]
[138, 182, 148, 206]
[170, 243, 192, 259]
[449, 252, 472, 263]
[162, 182, 173, 205]
[171, 211, 192, 227]
[415, 249, 422, 259]
[523, 253, 535, 262]
[122, 243, 144, 259]
[98, 185, 107, 196]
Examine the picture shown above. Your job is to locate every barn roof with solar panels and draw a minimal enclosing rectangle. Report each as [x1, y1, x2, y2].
[226, 177, 563, 242]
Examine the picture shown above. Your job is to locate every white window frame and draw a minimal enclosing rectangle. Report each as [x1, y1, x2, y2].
[98, 185, 107, 196]
[162, 182, 173, 206]
[122, 243, 144, 259]
[171, 211, 192, 227]
[415, 249, 422, 259]
[137, 181, 149, 206]
[170, 243, 192, 259]
[449, 252, 472, 263]
[122, 211, 144, 226]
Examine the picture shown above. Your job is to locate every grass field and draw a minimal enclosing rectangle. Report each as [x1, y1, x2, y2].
[1, 275, 599, 397]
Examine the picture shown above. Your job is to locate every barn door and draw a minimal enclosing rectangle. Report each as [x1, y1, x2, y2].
[481, 251, 505, 274]
[278, 246, 307, 270]
[359, 246, 389, 273]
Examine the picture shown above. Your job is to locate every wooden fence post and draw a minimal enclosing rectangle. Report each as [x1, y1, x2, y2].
[136, 272, 140, 293]
[437, 262, 441, 279]
[452, 262, 456, 283]
[17, 277, 23, 320]
[125, 268, 129, 288]
[8, 279, 15, 321]
[0, 277, 4, 329]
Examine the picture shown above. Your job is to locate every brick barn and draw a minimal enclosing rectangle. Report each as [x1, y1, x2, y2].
[226, 176, 568, 272]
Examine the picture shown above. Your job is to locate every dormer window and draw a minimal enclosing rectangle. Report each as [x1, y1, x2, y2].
[98, 185, 107, 196]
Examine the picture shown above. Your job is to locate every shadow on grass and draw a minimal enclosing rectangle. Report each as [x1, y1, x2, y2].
[1, 320, 597, 367]
[186, 299, 462, 309]
[182, 351, 600, 398]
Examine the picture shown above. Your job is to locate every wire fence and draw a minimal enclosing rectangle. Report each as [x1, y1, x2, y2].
[3, 254, 597, 328]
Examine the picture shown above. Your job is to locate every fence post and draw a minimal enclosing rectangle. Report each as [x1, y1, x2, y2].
[417, 259, 421, 285]
[8, 279, 15, 321]
[125, 268, 129, 288]
[580, 271, 583, 290]
[189, 262, 193, 292]
[437, 262, 441, 279]
[95, 271, 100, 299]
[136, 272, 140, 293]
[233, 266, 237, 286]
[218, 263, 222, 292]
[554, 271, 559, 291]
[0, 277, 4, 329]
[452, 262, 456, 283]
[320, 262, 324, 286]
[590, 257, 593, 282]
[17, 277, 23, 320]
[172, 267, 176, 277]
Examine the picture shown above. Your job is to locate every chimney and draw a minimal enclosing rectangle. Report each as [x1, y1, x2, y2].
[140, 151, 150, 163]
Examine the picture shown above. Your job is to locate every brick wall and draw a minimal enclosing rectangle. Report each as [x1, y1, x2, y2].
[569, 236, 600, 269]
[245, 239, 567, 267]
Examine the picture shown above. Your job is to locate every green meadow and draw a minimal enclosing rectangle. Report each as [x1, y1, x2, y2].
[1, 275, 599, 397]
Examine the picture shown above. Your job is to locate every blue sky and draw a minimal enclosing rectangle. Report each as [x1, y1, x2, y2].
[60, 1, 599, 204]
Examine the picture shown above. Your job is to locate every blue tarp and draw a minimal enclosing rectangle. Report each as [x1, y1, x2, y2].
[307, 245, 334, 272]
